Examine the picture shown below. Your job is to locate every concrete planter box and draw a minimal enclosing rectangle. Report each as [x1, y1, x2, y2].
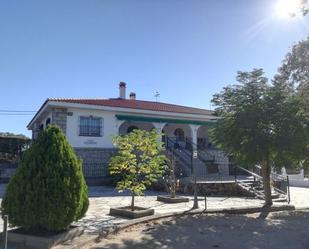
[157, 195, 190, 203]
[110, 206, 154, 219]
[1, 226, 84, 249]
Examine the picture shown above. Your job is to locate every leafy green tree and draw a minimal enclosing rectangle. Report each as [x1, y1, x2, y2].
[300, 0, 308, 15]
[266, 80, 309, 171]
[291, 0, 308, 16]
[1, 126, 89, 232]
[275, 36, 309, 90]
[274, 35, 309, 169]
[283, 0, 308, 17]
[109, 129, 166, 211]
[211, 69, 307, 206]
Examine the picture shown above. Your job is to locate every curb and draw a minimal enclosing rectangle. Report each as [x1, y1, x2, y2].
[295, 206, 309, 210]
[57, 204, 295, 249]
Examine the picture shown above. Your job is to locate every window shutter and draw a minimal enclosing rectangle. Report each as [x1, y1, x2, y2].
[78, 116, 81, 136]
[100, 118, 103, 137]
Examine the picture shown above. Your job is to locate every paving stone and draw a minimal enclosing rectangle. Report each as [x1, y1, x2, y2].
[0, 185, 307, 235]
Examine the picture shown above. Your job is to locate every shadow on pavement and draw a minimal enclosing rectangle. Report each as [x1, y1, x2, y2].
[90, 211, 309, 249]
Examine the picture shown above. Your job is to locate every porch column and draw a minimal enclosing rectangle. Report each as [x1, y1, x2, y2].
[189, 124, 200, 209]
[115, 120, 125, 135]
[189, 124, 200, 152]
[152, 122, 166, 142]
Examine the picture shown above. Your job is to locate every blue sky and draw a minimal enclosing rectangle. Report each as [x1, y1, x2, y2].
[1, 0, 309, 137]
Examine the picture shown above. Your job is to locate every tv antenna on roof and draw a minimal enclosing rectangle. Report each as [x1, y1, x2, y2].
[154, 91, 160, 102]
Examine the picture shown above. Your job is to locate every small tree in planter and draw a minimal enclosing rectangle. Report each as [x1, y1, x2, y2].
[157, 154, 189, 203]
[1, 126, 89, 233]
[109, 129, 166, 218]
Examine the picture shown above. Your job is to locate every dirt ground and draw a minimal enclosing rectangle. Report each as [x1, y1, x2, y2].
[83, 210, 309, 249]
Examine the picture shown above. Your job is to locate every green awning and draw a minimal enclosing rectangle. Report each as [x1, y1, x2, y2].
[115, 114, 216, 127]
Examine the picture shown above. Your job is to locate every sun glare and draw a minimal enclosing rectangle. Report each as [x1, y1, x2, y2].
[274, 0, 302, 18]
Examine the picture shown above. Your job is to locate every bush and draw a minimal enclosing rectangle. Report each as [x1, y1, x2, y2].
[1, 126, 89, 232]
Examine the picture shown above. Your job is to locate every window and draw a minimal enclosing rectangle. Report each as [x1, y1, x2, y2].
[79, 116, 103, 137]
[46, 118, 51, 127]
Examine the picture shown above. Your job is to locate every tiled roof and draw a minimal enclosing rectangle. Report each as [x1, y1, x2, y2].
[48, 98, 213, 116]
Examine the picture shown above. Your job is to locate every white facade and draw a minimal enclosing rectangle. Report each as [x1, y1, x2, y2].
[66, 108, 119, 148]
[29, 101, 216, 150]
[27, 83, 228, 179]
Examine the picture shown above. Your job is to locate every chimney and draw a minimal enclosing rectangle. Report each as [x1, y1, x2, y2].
[129, 92, 136, 100]
[119, 82, 126, 99]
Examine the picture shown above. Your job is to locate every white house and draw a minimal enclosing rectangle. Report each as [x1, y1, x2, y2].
[27, 82, 229, 183]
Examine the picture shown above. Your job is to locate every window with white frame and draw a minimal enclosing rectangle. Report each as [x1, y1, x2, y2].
[79, 116, 103, 137]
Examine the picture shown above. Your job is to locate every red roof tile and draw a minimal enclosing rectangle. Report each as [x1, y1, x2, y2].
[48, 98, 213, 116]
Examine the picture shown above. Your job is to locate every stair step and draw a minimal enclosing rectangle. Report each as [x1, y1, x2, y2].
[273, 197, 288, 202]
[237, 181, 288, 201]
[271, 193, 279, 198]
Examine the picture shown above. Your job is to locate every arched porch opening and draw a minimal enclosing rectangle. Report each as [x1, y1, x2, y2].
[162, 123, 192, 150]
[197, 126, 211, 150]
[118, 121, 155, 135]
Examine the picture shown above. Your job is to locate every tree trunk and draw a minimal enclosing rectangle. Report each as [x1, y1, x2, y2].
[131, 192, 135, 211]
[171, 182, 176, 198]
[171, 157, 176, 198]
[262, 154, 272, 206]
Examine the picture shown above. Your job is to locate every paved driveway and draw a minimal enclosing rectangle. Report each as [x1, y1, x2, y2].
[290, 186, 309, 208]
[76, 186, 266, 234]
[0, 185, 308, 235]
[83, 211, 309, 249]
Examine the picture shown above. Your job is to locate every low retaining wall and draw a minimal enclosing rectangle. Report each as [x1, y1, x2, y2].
[0, 162, 17, 183]
[152, 180, 253, 197]
[289, 179, 309, 188]
[2, 226, 84, 249]
[180, 182, 252, 197]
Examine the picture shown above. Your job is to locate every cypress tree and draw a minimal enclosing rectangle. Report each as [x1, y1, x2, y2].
[1, 126, 89, 232]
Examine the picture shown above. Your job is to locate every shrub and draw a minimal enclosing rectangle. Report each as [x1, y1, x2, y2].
[1, 126, 89, 232]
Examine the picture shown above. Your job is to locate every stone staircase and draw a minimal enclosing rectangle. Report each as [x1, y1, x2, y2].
[235, 166, 290, 203]
[164, 137, 223, 179]
[165, 138, 290, 202]
[165, 148, 192, 177]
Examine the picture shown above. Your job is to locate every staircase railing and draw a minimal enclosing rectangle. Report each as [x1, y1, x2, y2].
[234, 165, 290, 203]
[183, 139, 216, 163]
[255, 165, 290, 202]
[234, 165, 262, 183]
[165, 136, 193, 175]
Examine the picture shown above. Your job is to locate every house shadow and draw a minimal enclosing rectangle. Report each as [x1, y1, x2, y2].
[90, 210, 309, 249]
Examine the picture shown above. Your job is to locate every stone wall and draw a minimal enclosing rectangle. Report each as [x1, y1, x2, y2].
[209, 150, 229, 175]
[151, 179, 254, 197]
[31, 122, 41, 140]
[0, 162, 17, 183]
[179, 182, 253, 197]
[74, 148, 117, 178]
[51, 108, 67, 135]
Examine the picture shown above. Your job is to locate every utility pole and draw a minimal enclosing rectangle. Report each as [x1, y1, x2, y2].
[192, 154, 199, 209]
